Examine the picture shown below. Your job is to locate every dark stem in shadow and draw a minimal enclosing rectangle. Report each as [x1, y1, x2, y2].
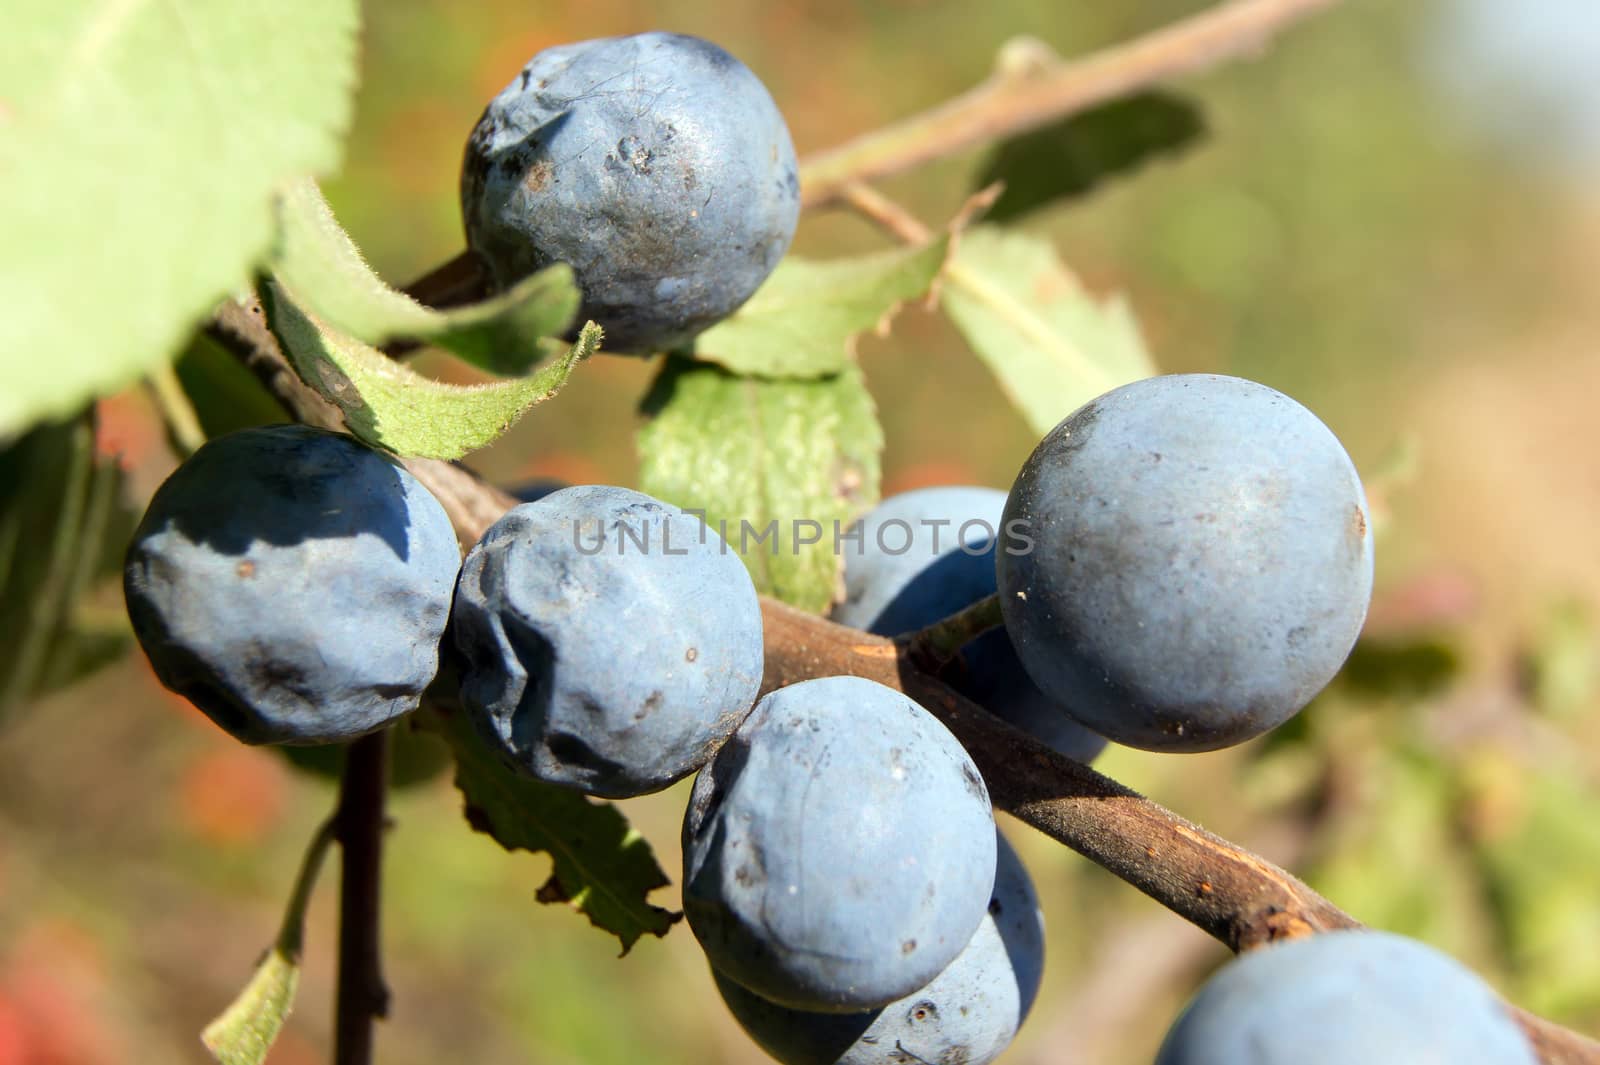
[334, 728, 391, 1065]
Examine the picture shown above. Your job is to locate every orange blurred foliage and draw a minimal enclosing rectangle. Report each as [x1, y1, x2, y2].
[177, 746, 290, 848]
[881, 459, 982, 495]
[92, 393, 162, 473]
[0, 922, 122, 1065]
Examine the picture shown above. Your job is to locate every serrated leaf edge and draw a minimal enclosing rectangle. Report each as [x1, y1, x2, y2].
[437, 708, 679, 955]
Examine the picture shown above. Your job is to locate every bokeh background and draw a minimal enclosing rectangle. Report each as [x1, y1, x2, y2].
[4, 1, 1600, 1062]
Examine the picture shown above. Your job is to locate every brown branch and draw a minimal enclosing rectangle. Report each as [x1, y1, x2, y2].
[333, 729, 391, 1065]
[757, 600, 1600, 1063]
[760, 599, 1357, 949]
[210, 298, 344, 433]
[1529, 1019, 1600, 1065]
[209, 290, 1600, 1063]
[205, 297, 511, 552]
[401, 249, 490, 310]
[215, 287, 1358, 954]
[800, 0, 1342, 208]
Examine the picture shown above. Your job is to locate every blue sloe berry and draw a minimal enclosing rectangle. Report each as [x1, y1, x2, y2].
[683, 675, 997, 1012]
[123, 425, 460, 745]
[461, 32, 800, 354]
[833, 486, 1108, 764]
[1154, 930, 1537, 1064]
[998, 374, 1374, 752]
[451, 484, 764, 797]
[715, 830, 1044, 1065]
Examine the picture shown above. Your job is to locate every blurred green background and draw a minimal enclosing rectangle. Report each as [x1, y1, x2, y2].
[4, 0, 1600, 1062]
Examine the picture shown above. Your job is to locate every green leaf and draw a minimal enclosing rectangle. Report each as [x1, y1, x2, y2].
[200, 949, 299, 1065]
[975, 92, 1204, 223]
[262, 284, 596, 460]
[943, 227, 1156, 437]
[0, 413, 135, 722]
[1305, 748, 1489, 951]
[637, 357, 882, 613]
[688, 240, 950, 377]
[271, 178, 580, 375]
[0, 0, 360, 437]
[424, 705, 680, 953]
[1463, 754, 1600, 1018]
[1520, 599, 1598, 721]
[1336, 636, 1462, 701]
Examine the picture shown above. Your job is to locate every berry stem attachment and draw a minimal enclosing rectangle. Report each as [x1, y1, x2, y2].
[333, 728, 391, 1065]
[900, 592, 1005, 675]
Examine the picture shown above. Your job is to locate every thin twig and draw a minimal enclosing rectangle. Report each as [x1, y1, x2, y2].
[841, 182, 934, 244]
[278, 817, 340, 960]
[209, 297, 343, 432]
[800, 0, 1343, 208]
[333, 729, 391, 1065]
[144, 363, 207, 457]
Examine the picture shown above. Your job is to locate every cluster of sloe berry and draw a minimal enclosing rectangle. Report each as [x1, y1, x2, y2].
[120, 369, 1513, 1064]
[120, 29, 1543, 1065]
